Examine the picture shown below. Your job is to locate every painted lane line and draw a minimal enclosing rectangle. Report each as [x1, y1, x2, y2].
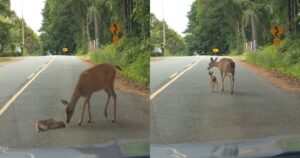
[27, 73, 35, 80]
[188, 63, 192, 67]
[150, 57, 202, 100]
[0, 57, 56, 116]
[169, 72, 178, 79]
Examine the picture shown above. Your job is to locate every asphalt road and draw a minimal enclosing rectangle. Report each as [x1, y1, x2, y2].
[151, 56, 300, 144]
[0, 56, 149, 148]
[150, 56, 199, 93]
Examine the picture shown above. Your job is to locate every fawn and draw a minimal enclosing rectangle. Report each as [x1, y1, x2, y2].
[35, 119, 65, 132]
[208, 71, 218, 92]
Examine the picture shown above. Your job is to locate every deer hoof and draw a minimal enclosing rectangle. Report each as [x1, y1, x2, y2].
[112, 120, 116, 123]
[78, 121, 82, 126]
[88, 120, 91, 123]
[104, 111, 108, 118]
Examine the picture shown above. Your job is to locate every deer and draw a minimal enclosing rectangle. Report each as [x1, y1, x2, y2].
[207, 57, 235, 94]
[208, 71, 218, 93]
[61, 63, 121, 125]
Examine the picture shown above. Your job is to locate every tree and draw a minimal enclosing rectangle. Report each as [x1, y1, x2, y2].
[151, 14, 185, 55]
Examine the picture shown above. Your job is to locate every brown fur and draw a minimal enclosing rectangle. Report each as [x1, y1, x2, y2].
[208, 71, 218, 92]
[61, 63, 121, 125]
[35, 119, 65, 132]
[207, 57, 235, 94]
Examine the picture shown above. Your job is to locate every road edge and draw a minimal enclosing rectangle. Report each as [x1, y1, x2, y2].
[233, 58, 300, 92]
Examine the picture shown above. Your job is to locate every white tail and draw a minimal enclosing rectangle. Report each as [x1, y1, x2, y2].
[61, 63, 121, 125]
[207, 57, 235, 94]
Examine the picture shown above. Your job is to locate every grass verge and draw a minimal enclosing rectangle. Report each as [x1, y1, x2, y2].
[245, 39, 300, 80]
[88, 37, 150, 86]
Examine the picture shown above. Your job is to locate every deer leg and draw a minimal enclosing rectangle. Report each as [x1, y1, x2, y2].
[221, 71, 224, 92]
[104, 89, 111, 118]
[110, 88, 117, 123]
[231, 73, 235, 94]
[87, 94, 92, 123]
[78, 97, 89, 126]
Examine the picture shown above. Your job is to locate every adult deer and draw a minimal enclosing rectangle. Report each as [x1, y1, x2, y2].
[61, 63, 121, 125]
[207, 57, 235, 94]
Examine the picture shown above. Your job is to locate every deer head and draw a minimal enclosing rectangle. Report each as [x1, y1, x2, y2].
[61, 99, 75, 123]
[207, 57, 218, 70]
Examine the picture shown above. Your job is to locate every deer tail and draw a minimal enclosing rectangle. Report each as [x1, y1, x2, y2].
[115, 65, 122, 71]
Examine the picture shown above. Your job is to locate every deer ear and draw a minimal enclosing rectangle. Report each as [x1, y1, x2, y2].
[214, 57, 218, 61]
[210, 57, 213, 61]
[61, 100, 68, 105]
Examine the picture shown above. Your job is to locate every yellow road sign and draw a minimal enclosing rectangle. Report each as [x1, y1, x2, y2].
[63, 48, 68, 52]
[212, 48, 219, 53]
[109, 22, 121, 36]
[270, 24, 284, 38]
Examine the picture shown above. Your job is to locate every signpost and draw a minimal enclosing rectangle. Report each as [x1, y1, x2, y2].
[212, 48, 219, 54]
[109, 22, 121, 46]
[63, 47, 68, 53]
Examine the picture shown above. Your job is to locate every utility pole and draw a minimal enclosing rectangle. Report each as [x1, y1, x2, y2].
[21, 0, 25, 51]
[161, 0, 166, 55]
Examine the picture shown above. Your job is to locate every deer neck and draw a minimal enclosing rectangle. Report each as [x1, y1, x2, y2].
[215, 61, 221, 69]
[69, 87, 80, 109]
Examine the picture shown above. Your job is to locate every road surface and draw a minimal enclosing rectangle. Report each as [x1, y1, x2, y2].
[151, 56, 300, 144]
[0, 56, 149, 148]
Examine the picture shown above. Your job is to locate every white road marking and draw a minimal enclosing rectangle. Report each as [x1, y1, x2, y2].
[169, 72, 178, 78]
[27, 73, 35, 80]
[188, 63, 192, 67]
[0, 57, 56, 116]
[150, 57, 202, 100]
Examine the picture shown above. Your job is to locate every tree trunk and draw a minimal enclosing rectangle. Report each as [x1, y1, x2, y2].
[250, 14, 257, 50]
[288, 0, 293, 34]
[235, 19, 240, 50]
[293, 0, 297, 34]
[123, 0, 133, 33]
[85, 18, 91, 50]
[241, 22, 247, 51]
[94, 11, 99, 48]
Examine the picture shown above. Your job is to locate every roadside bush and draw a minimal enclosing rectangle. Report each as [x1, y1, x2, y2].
[89, 37, 150, 86]
[246, 39, 300, 80]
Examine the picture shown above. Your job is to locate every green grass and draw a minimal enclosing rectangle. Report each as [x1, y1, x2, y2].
[120, 143, 149, 157]
[0, 57, 11, 63]
[89, 37, 150, 86]
[245, 38, 300, 80]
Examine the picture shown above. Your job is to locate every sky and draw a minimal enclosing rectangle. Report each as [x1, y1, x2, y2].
[9, 0, 194, 36]
[151, 0, 195, 37]
[10, 0, 45, 35]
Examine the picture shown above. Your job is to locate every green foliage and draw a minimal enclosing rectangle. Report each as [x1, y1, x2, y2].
[150, 14, 186, 56]
[185, 0, 234, 54]
[246, 39, 300, 79]
[0, 57, 11, 62]
[89, 37, 150, 86]
[0, 9, 40, 56]
[185, 0, 300, 55]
